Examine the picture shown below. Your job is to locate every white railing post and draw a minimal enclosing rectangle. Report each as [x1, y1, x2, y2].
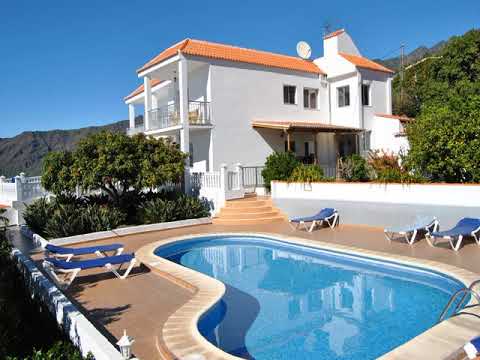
[235, 163, 243, 192]
[14, 176, 23, 202]
[0, 176, 5, 184]
[220, 164, 227, 206]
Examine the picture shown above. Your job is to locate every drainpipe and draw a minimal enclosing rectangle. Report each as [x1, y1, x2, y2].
[358, 71, 365, 156]
[327, 78, 332, 125]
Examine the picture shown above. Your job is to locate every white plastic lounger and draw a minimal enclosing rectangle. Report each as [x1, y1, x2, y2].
[43, 254, 137, 289]
[289, 208, 339, 232]
[384, 216, 438, 245]
[427, 218, 480, 251]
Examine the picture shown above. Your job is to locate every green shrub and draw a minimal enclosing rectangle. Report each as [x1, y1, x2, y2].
[6, 342, 92, 360]
[44, 203, 125, 239]
[289, 164, 324, 183]
[139, 194, 210, 224]
[262, 152, 300, 190]
[339, 154, 371, 182]
[368, 150, 426, 184]
[22, 198, 53, 237]
[375, 168, 426, 184]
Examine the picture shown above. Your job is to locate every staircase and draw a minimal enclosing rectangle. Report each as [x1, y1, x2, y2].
[213, 194, 287, 225]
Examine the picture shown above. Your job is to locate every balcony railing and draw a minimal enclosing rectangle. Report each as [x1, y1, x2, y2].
[126, 124, 145, 136]
[148, 101, 211, 131]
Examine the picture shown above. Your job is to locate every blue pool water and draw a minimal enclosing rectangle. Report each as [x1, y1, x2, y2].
[155, 236, 464, 360]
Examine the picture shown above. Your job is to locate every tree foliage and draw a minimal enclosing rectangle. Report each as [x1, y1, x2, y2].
[261, 152, 300, 190]
[42, 132, 187, 202]
[404, 29, 480, 182]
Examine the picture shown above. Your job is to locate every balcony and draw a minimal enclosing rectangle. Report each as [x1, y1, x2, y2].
[126, 124, 145, 136]
[148, 101, 211, 131]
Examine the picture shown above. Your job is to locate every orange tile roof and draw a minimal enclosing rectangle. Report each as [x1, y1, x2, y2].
[376, 113, 414, 122]
[252, 119, 362, 132]
[339, 52, 395, 74]
[137, 39, 324, 75]
[324, 29, 345, 40]
[124, 79, 164, 101]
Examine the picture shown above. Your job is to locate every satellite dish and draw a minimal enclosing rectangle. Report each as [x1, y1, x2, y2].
[296, 41, 312, 60]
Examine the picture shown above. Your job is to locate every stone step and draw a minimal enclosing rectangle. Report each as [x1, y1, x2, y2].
[225, 200, 271, 208]
[217, 210, 280, 220]
[212, 215, 286, 225]
[219, 205, 275, 215]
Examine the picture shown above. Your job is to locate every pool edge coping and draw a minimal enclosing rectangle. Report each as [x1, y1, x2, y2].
[136, 232, 480, 360]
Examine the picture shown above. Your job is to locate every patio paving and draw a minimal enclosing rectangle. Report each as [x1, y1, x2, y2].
[25, 221, 480, 359]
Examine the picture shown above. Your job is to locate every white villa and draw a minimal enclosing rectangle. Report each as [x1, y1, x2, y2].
[125, 29, 409, 180]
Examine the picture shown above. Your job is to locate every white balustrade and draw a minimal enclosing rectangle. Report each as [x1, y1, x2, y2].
[0, 174, 48, 204]
[190, 163, 245, 215]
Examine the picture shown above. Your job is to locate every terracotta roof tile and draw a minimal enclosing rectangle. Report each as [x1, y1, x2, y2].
[124, 79, 164, 101]
[339, 52, 395, 74]
[137, 39, 324, 75]
[252, 119, 361, 132]
[323, 29, 345, 40]
[376, 113, 414, 122]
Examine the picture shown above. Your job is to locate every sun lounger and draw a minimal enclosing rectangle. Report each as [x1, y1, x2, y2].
[464, 336, 480, 359]
[427, 217, 480, 251]
[289, 208, 338, 232]
[43, 253, 137, 288]
[44, 243, 124, 262]
[384, 216, 438, 245]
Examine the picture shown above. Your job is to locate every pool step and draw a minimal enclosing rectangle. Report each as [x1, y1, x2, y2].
[213, 195, 287, 225]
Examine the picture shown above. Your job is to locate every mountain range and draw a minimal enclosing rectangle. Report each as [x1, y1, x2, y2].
[0, 120, 129, 177]
[374, 40, 446, 71]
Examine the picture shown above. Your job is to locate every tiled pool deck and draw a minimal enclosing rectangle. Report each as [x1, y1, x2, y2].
[24, 222, 480, 360]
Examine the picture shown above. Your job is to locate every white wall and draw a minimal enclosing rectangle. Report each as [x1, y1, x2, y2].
[188, 63, 210, 102]
[272, 181, 480, 208]
[323, 32, 361, 58]
[329, 74, 361, 128]
[190, 130, 211, 172]
[209, 59, 328, 168]
[369, 116, 409, 153]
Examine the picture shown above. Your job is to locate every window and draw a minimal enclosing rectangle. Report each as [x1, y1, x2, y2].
[283, 85, 296, 105]
[337, 85, 350, 107]
[362, 84, 370, 106]
[303, 88, 318, 109]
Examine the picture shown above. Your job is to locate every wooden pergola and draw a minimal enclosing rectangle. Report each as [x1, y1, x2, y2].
[252, 119, 363, 154]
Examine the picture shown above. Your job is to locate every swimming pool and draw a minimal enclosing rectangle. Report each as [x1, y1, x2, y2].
[154, 235, 465, 360]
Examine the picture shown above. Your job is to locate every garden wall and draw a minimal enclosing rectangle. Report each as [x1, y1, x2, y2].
[271, 181, 480, 229]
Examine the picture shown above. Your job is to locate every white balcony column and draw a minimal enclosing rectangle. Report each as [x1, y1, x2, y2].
[143, 76, 152, 130]
[357, 72, 364, 129]
[128, 104, 135, 129]
[178, 55, 190, 191]
[208, 129, 214, 171]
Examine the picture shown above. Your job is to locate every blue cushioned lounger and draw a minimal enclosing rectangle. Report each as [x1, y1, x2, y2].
[384, 216, 438, 245]
[45, 243, 124, 261]
[289, 208, 338, 232]
[427, 218, 480, 251]
[43, 253, 137, 288]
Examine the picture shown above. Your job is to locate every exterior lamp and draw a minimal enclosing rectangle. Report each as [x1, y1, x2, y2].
[117, 329, 135, 359]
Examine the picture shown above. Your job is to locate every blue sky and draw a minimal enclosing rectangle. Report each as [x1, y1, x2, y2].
[1, 0, 478, 138]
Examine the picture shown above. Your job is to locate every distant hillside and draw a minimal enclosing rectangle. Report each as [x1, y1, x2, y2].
[374, 40, 446, 72]
[0, 120, 130, 177]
